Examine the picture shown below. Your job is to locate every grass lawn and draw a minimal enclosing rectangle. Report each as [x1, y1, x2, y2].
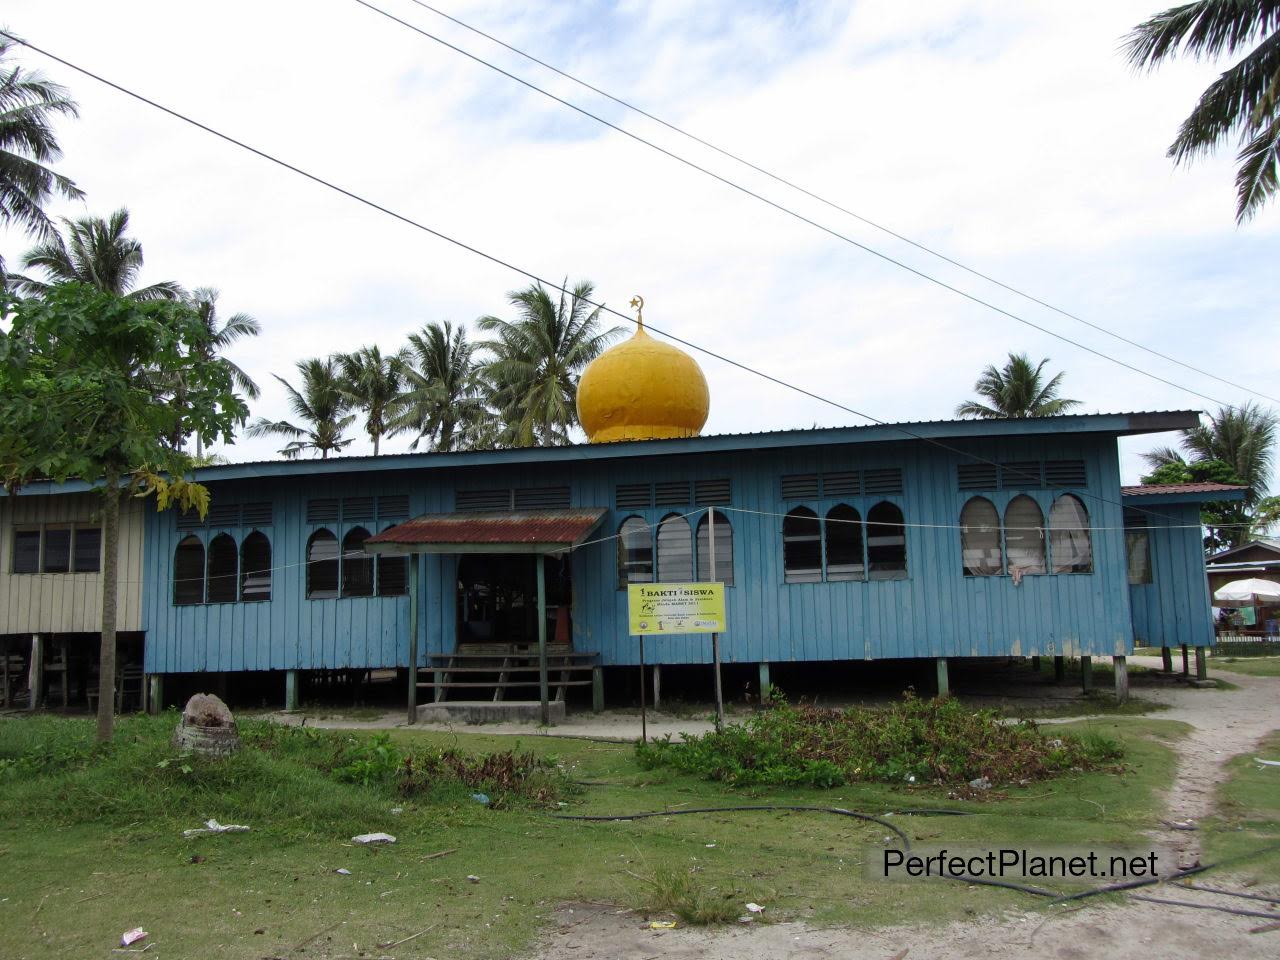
[1201, 730, 1280, 886]
[0, 712, 1188, 959]
[1211, 656, 1280, 678]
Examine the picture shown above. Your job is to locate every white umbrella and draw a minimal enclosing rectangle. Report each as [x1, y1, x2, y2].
[1213, 578, 1280, 608]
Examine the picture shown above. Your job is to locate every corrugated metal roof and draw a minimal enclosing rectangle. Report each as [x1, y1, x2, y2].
[367, 508, 607, 547]
[1121, 482, 1246, 496]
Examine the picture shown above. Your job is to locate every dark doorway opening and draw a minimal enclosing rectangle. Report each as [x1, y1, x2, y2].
[455, 554, 571, 646]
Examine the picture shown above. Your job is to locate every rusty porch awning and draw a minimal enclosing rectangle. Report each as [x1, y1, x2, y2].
[364, 508, 608, 556]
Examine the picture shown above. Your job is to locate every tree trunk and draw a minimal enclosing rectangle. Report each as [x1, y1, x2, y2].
[373, 433, 380, 456]
[96, 472, 121, 742]
[196, 433, 205, 459]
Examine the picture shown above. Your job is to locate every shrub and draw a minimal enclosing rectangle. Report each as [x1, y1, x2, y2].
[636, 693, 1122, 788]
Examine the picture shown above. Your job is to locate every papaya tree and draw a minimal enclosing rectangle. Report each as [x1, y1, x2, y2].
[0, 283, 248, 740]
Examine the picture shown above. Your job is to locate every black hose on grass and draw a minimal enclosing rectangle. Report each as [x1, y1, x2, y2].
[1129, 894, 1280, 921]
[1174, 882, 1280, 905]
[555, 804, 914, 849]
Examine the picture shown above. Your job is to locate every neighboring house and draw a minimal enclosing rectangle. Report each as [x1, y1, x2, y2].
[0, 491, 146, 708]
[1205, 538, 1280, 636]
[1122, 482, 1248, 652]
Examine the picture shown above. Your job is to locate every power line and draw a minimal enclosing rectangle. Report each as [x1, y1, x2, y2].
[353, 0, 1238, 410]
[0, 31, 1219, 528]
[396, 0, 1280, 407]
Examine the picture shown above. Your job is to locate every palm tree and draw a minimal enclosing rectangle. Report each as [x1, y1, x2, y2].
[1126, 2, 1280, 223]
[337, 345, 410, 456]
[477, 280, 623, 446]
[186, 288, 261, 458]
[247, 357, 355, 459]
[1142, 402, 1277, 506]
[12, 208, 184, 300]
[391, 321, 492, 451]
[0, 38, 83, 279]
[955, 353, 1082, 419]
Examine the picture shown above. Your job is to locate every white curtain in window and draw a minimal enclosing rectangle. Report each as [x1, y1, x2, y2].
[1004, 496, 1046, 576]
[961, 498, 1002, 576]
[1050, 495, 1093, 573]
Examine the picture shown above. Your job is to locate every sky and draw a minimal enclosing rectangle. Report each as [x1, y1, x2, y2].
[4, 0, 1277, 487]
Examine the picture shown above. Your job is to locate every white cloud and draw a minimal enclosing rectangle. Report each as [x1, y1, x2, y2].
[3, 0, 1276, 489]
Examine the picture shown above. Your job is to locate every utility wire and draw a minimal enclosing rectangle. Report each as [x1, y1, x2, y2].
[396, 0, 1280, 407]
[0, 31, 1227, 529]
[353, 0, 1233, 409]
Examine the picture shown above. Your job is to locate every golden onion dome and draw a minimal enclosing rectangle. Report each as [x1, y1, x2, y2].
[577, 296, 710, 444]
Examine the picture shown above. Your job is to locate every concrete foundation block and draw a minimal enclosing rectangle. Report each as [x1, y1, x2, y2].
[415, 699, 566, 725]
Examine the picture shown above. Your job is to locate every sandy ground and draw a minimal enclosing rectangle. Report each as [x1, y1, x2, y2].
[272, 660, 1280, 958]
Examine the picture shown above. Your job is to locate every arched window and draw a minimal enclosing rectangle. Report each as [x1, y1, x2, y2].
[173, 535, 205, 605]
[240, 531, 272, 602]
[342, 527, 374, 597]
[206, 533, 238, 603]
[783, 507, 822, 584]
[656, 514, 693, 582]
[306, 529, 339, 599]
[867, 501, 908, 580]
[824, 504, 864, 581]
[617, 516, 654, 588]
[1004, 495, 1046, 577]
[961, 497, 1002, 576]
[1050, 494, 1093, 573]
[696, 510, 734, 586]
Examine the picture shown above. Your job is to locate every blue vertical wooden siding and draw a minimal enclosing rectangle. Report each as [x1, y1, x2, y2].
[1128, 502, 1215, 649]
[142, 431, 1138, 674]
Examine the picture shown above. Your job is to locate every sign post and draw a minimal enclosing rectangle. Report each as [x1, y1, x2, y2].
[709, 508, 724, 731]
[627, 578, 727, 739]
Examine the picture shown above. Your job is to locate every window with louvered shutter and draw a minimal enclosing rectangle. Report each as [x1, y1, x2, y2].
[863, 468, 903, 495]
[206, 503, 240, 527]
[306, 498, 341, 523]
[514, 486, 570, 509]
[781, 474, 820, 499]
[615, 483, 652, 508]
[999, 462, 1043, 488]
[241, 502, 273, 526]
[822, 472, 859, 497]
[343, 496, 376, 521]
[654, 481, 691, 506]
[693, 478, 731, 506]
[958, 463, 998, 490]
[1045, 460, 1086, 488]
[455, 489, 511, 512]
[378, 495, 410, 519]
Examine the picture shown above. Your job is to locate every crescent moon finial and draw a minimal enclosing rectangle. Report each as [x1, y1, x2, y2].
[629, 294, 645, 329]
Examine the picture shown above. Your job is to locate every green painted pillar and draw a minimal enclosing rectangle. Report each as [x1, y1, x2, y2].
[536, 555, 549, 726]
[1081, 656, 1093, 693]
[407, 554, 420, 725]
[285, 670, 299, 711]
[1195, 646, 1207, 681]
[1114, 655, 1129, 704]
[935, 657, 949, 698]
[759, 662, 771, 702]
[591, 665, 604, 714]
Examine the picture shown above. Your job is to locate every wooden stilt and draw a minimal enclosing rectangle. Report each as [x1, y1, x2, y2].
[147, 674, 163, 715]
[1054, 655, 1065, 682]
[758, 662, 771, 702]
[29, 634, 43, 711]
[1161, 646, 1173, 672]
[935, 657, 949, 698]
[591, 665, 604, 714]
[1181, 644, 1189, 676]
[536, 556, 549, 726]
[285, 669, 299, 712]
[1113, 655, 1129, 704]
[1195, 646, 1207, 682]
[1081, 655, 1093, 693]
[407, 553, 420, 725]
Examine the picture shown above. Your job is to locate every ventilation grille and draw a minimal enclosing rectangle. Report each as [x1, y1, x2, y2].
[240, 502, 273, 526]
[205, 503, 240, 527]
[615, 483, 653, 509]
[306, 498, 341, 523]
[822, 472, 860, 497]
[455, 489, 511, 512]
[654, 481, 691, 506]
[781, 474, 820, 499]
[1045, 460, 1087, 488]
[176, 509, 204, 530]
[958, 464, 998, 490]
[340, 496, 375, 521]
[1000, 462, 1043, 488]
[514, 486, 570, 510]
[378, 494, 410, 519]
[863, 468, 904, 495]
[692, 478, 731, 506]
[1123, 508, 1147, 528]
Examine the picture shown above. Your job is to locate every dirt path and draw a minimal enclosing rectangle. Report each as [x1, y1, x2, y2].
[527, 663, 1280, 960]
